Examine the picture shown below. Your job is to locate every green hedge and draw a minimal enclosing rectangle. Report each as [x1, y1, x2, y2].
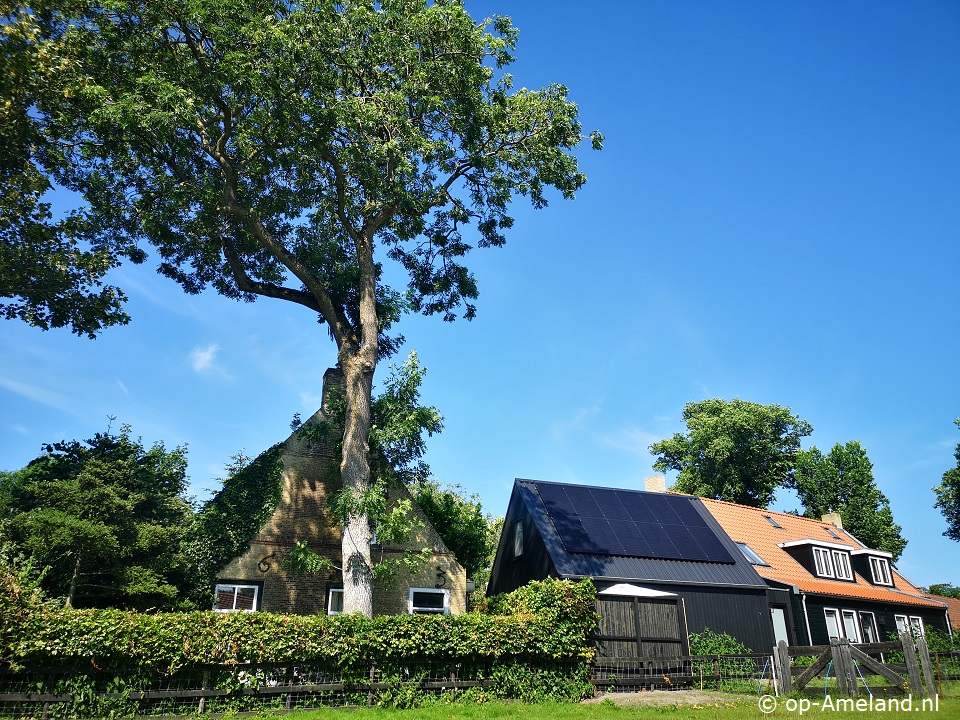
[3, 578, 597, 673]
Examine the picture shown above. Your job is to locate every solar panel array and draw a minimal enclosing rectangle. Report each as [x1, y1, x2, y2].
[536, 483, 734, 563]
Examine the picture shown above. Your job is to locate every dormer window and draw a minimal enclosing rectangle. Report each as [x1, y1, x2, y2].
[781, 539, 856, 582]
[832, 550, 853, 580]
[869, 556, 893, 586]
[812, 546, 835, 578]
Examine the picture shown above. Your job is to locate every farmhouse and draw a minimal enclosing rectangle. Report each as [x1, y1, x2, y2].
[211, 368, 467, 616]
[700, 498, 952, 645]
[487, 477, 781, 656]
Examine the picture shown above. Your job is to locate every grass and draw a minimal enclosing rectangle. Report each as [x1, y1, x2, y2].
[280, 694, 960, 720]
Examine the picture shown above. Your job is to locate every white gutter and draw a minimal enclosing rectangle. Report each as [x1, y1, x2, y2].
[801, 592, 814, 647]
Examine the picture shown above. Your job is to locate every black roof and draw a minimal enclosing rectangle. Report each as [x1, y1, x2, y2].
[516, 479, 768, 587]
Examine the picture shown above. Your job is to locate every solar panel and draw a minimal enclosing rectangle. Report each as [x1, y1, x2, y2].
[536, 483, 735, 564]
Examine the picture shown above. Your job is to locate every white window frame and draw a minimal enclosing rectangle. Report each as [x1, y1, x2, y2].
[327, 587, 344, 615]
[909, 616, 925, 637]
[408, 587, 451, 615]
[841, 610, 861, 643]
[894, 614, 909, 635]
[813, 546, 835, 578]
[832, 550, 854, 580]
[213, 583, 260, 613]
[869, 556, 893, 586]
[513, 520, 523, 559]
[824, 608, 842, 641]
[858, 611, 878, 644]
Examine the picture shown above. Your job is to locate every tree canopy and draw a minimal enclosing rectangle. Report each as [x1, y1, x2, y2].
[1, 427, 193, 609]
[3, 0, 599, 615]
[933, 419, 960, 543]
[649, 398, 813, 508]
[788, 441, 907, 561]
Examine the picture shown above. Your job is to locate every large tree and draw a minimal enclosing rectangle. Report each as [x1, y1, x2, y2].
[788, 441, 907, 561]
[2, 428, 193, 609]
[650, 398, 813, 508]
[3, 0, 599, 615]
[933, 419, 960, 543]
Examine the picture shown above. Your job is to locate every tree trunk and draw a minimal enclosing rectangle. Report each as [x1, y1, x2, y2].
[66, 555, 81, 608]
[339, 354, 375, 616]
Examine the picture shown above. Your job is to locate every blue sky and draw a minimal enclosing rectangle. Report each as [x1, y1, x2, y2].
[2, 0, 958, 588]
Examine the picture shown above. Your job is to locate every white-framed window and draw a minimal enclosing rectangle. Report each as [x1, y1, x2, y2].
[909, 616, 925, 637]
[409, 588, 450, 614]
[327, 587, 344, 615]
[513, 520, 523, 559]
[813, 547, 835, 578]
[869, 556, 893, 586]
[832, 550, 854, 580]
[736, 542, 767, 566]
[894, 615, 909, 635]
[214, 583, 260, 612]
[858, 612, 878, 643]
[841, 610, 861, 643]
[824, 608, 842, 641]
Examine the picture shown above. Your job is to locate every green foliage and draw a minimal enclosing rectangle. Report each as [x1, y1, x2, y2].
[3, 427, 193, 609]
[927, 582, 960, 599]
[789, 441, 907, 560]
[923, 625, 960, 653]
[182, 445, 285, 606]
[650, 399, 813, 508]
[411, 480, 496, 580]
[934, 419, 960, 543]
[688, 628, 752, 656]
[3, 579, 597, 677]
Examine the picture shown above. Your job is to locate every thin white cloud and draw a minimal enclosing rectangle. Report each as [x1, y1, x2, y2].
[0, 375, 72, 413]
[549, 405, 603, 441]
[10, 424, 29, 436]
[299, 391, 324, 410]
[599, 425, 662, 456]
[116, 378, 129, 395]
[190, 343, 220, 372]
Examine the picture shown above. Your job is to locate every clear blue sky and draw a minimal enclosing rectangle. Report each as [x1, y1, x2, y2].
[2, 0, 958, 588]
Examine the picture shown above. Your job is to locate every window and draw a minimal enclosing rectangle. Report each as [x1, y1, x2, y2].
[824, 526, 841, 539]
[894, 615, 909, 635]
[869, 556, 893, 586]
[763, 515, 784, 529]
[327, 587, 344, 615]
[909, 616, 925, 637]
[841, 610, 861, 643]
[832, 550, 854, 580]
[409, 588, 450, 614]
[214, 583, 259, 612]
[812, 547, 835, 578]
[824, 608, 842, 641]
[858, 612, 878, 643]
[513, 520, 523, 559]
[736, 542, 767, 566]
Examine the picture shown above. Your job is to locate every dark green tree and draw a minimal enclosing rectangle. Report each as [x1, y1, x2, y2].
[927, 583, 960, 599]
[3, 427, 193, 609]
[788, 441, 907, 561]
[933, 419, 960, 543]
[650, 398, 813, 508]
[4, 0, 598, 616]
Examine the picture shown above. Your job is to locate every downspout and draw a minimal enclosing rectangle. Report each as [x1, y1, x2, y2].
[801, 592, 814, 646]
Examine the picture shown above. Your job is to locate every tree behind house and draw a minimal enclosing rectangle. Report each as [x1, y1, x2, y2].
[5, 0, 599, 616]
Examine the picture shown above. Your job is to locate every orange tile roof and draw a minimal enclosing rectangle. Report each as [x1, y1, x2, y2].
[698, 496, 943, 609]
[924, 594, 960, 629]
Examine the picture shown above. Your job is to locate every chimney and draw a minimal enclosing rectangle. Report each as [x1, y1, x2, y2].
[321, 366, 344, 414]
[644, 475, 667, 493]
[821, 511, 844, 530]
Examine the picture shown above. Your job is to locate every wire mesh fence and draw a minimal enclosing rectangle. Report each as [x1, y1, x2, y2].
[591, 653, 775, 694]
[0, 658, 590, 718]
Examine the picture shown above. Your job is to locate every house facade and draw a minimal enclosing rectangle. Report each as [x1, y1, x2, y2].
[213, 368, 467, 616]
[487, 477, 782, 656]
[700, 498, 951, 645]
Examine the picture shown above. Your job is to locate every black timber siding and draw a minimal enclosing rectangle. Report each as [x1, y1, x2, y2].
[802, 595, 949, 645]
[486, 486, 556, 596]
[671, 584, 774, 653]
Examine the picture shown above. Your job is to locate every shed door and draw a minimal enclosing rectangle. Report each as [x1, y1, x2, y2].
[593, 597, 687, 658]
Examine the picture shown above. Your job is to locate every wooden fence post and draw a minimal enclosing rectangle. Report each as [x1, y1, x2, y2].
[776, 641, 792, 694]
[900, 632, 924, 696]
[916, 635, 935, 698]
[198, 670, 209, 714]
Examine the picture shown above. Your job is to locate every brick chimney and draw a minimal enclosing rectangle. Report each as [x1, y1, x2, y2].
[644, 475, 667, 493]
[821, 511, 844, 530]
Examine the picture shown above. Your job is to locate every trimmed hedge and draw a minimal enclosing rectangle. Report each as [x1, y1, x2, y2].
[2, 578, 597, 673]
